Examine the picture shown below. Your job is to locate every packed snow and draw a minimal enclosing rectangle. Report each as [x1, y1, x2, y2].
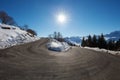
[0, 23, 39, 49]
[83, 47, 120, 56]
[47, 39, 71, 52]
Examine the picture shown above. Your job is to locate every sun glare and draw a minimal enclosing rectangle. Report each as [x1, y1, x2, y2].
[57, 14, 66, 23]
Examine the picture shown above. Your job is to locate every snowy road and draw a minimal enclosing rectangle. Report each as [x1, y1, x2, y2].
[0, 38, 120, 80]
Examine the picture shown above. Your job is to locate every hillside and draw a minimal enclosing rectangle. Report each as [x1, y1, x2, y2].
[0, 23, 39, 49]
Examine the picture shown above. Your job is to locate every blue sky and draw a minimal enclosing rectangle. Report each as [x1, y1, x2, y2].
[0, 0, 120, 37]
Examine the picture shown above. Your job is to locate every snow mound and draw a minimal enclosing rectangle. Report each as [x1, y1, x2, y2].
[83, 47, 120, 56]
[0, 23, 39, 49]
[47, 39, 70, 52]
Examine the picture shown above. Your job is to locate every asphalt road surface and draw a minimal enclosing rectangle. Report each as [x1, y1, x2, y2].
[0, 38, 120, 80]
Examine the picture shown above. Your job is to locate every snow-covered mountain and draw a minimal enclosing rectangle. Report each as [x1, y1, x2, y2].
[0, 23, 39, 49]
[105, 30, 120, 41]
[65, 30, 120, 45]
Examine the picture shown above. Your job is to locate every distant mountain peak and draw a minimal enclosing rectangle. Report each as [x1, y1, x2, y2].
[105, 30, 120, 37]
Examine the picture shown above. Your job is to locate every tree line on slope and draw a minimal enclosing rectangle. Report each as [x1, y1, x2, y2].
[0, 11, 37, 36]
[81, 34, 120, 51]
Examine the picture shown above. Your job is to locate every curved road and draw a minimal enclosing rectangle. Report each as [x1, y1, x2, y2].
[0, 38, 120, 80]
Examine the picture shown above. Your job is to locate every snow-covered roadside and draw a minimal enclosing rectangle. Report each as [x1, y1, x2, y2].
[47, 39, 71, 52]
[0, 23, 39, 49]
[83, 47, 120, 56]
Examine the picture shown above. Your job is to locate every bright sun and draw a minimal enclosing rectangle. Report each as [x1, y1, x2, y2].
[57, 14, 66, 23]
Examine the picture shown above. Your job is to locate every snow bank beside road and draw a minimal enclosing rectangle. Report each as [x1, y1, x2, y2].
[83, 47, 120, 56]
[47, 39, 70, 52]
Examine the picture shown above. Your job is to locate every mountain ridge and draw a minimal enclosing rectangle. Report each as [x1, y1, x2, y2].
[65, 30, 120, 45]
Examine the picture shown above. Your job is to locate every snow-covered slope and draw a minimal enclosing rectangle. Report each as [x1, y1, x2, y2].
[0, 23, 39, 49]
[47, 39, 70, 52]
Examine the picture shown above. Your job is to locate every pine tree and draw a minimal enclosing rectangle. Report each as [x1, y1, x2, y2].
[92, 35, 97, 47]
[107, 40, 115, 50]
[87, 35, 92, 47]
[53, 32, 57, 39]
[81, 37, 86, 47]
[98, 34, 107, 49]
[57, 32, 63, 42]
[116, 39, 120, 51]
